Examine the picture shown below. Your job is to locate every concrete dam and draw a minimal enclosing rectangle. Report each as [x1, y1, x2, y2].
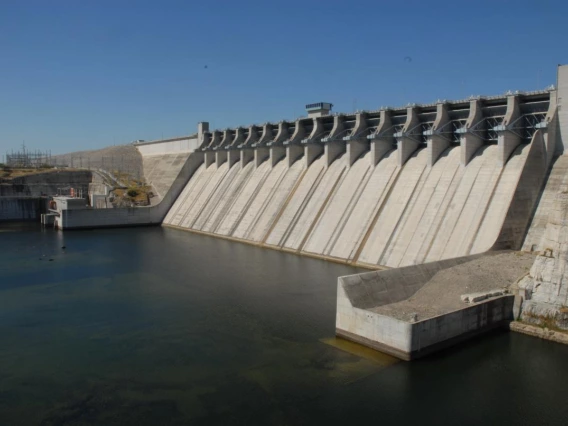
[51, 64, 568, 359]
[161, 92, 553, 269]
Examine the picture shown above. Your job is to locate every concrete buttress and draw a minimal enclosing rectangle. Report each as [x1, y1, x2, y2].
[396, 107, 420, 166]
[228, 150, 240, 167]
[270, 147, 286, 166]
[205, 152, 216, 167]
[287, 145, 304, 167]
[497, 95, 521, 167]
[255, 148, 269, 167]
[426, 103, 450, 167]
[370, 110, 395, 166]
[215, 150, 227, 167]
[460, 100, 484, 166]
[240, 149, 254, 167]
[305, 144, 324, 167]
[205, 130, 221, 150]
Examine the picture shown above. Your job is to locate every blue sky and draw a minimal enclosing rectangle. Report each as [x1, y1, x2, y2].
[0, 0, 566, 155]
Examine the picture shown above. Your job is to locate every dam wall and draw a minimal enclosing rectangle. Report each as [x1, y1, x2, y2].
[164, 144, 531, 268]
[141, 153, 192, 203]
[135, 131, 208, 203]
[58, 76, 558, 275]
[163, 90, 555, 268]
[0, 197, 48, 221]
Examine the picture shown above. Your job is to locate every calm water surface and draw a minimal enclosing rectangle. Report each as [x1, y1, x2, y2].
[1, 223, 567, 425]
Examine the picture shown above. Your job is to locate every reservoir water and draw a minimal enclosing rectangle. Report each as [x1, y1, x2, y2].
[1, 223, 567, 425]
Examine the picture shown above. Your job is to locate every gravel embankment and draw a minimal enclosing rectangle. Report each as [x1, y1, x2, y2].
[372, 252, 536, 321]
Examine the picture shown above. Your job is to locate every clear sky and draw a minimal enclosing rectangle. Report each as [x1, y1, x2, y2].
[0, 0, 566, 155]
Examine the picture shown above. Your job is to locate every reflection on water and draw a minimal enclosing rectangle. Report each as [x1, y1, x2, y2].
[1, 225, 568, 425]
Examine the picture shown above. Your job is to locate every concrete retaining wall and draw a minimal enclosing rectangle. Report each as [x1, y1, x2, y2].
[141, 153, 191, 201]
[337, 296, 513, 360]
[58, 153, 204, 229]
[407, 296, 514, 357]
[135, 136, 199, 156]
[335, 254, 512, 360]
[0, 197, 48, 221]
[0, 171, 92, 197]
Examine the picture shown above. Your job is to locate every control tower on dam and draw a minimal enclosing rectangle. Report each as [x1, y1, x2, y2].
[163, 81, 559, 269]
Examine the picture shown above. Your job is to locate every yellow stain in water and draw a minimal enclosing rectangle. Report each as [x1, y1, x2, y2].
[320, 337, 399, 367]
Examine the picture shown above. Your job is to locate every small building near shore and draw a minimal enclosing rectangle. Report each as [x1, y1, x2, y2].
[51, 196, 88, 213]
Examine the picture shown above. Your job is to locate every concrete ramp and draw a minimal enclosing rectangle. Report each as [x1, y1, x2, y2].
[142, 153, 191, 201]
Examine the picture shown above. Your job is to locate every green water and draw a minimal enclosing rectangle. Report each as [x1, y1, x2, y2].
[1, 223, 567, 425]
